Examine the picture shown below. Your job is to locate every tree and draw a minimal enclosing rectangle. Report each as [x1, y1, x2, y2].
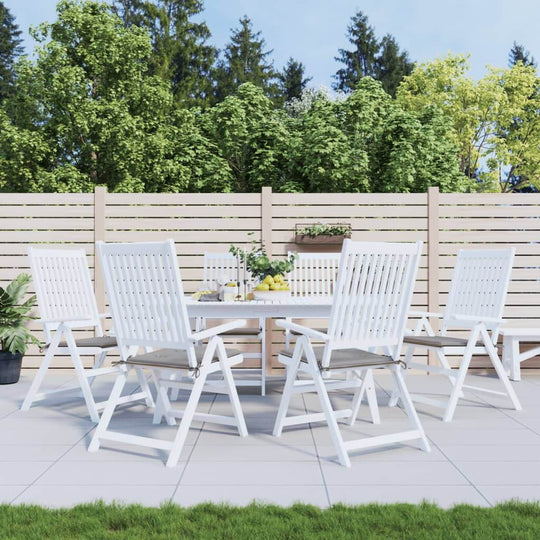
[278, 57, 311, 103]
[333, 10, 413, 96]
[213, 16, 277, 102]
[0, 2, 23, 101]
[398, 54, 540, 192]
[509, 41, 536, 68]
[0, 0, 226, 193]
[112, 0, 216, 107]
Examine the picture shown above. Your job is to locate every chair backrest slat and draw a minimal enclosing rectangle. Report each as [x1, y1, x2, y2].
[443, 248, 515, 333]
[28, 247, 101, 340]
[288, 252, 341, 297]
[98, 240, 194, 359]
[327, 241, 422, 358]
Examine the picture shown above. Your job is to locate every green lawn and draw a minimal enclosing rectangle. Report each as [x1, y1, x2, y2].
[1, 501, 540, 539]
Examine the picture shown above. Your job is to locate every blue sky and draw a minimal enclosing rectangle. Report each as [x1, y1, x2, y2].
[5, 0, 540, 88]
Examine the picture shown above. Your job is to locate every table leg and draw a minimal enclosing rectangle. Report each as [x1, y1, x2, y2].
[504, 337, 521, 382]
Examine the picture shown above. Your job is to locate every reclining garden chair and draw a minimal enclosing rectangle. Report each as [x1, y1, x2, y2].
[273, 240, 429, 467]
[388, 248, 522, 422]
[21, 247, 142, 423]
[89, 240, 248, 468]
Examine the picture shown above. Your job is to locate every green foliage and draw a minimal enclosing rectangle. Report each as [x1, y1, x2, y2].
[230, 243, 295, 280]
[277, 57, 312, 104]
[3, 501, 540, 539]
[0, 273, 40, 355]
[398, 54, 540, 192]
[0, 1, 23, 102]
[298, 222, 351, 237]
[333, 10, 414, 97]
[509, 41, 536, 68]
[112, 0, 217, 107]
[213, 16, 277, 103]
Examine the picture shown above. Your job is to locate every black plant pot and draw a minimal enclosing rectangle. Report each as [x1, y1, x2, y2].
[0, 351, 23, 384]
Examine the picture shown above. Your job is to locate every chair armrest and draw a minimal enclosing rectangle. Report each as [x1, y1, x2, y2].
[191, 320, 247, 342]
[450, 314, 505, 325]
[38, 318, 96, 329]
[275, 320, 329, 341]
[409, 310, 444, 319]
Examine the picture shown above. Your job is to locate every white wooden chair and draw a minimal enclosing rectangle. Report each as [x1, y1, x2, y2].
[89, 240, 248, 468]
[198, 251, 266, 395]
[274, 240, 429, 467]
[389, 248, 522, 422]
[21, 247, 128, 423]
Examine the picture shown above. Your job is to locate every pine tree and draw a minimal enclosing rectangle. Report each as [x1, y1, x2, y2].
[278, 57, 311, 102]
[112, 0, 216, 107]
[509, 41, 536, 68]
[0, 1, 23, 102]
[213, 15, 277, 102]
[333, 10, 413, 96]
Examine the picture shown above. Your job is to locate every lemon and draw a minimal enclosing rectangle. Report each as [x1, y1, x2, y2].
[255, 283, 270, 291]
[273, 274, 284, 283]
[263, 275, 274, 285]
[270, 283, 281, 291]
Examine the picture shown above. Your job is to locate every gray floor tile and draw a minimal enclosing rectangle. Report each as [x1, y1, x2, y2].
[477, 485, 540, 505]
[173, 484, 329, 507]
[428, 428, 540, 446]
[441, 444, 540, 462]
[181, 461, 324, 486]
[0, 462, 52, 485]
[14, 484, 175, 508]
[0, 445, 71, 461]
[316, 444, 445, 463]
[0, 485, 28, 503]
[63, 442, 193, 462]
[190, 444, 318, 462]
[0, 418, 94, 445]
[327, 485, 489, 508]
[35, 460, 186, 485]
[455, 461, 540, 486]
[322, 461, 468, 486]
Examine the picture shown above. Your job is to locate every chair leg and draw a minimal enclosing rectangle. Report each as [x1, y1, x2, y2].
[217, 341, 248, 437]
[272, 346, 302, 437]
[391, 364, 430, 452]
[64, 327, 100, 423]
[481, 327, 522, 411]
[135, 367, 155, 408]
[88, 368, 127, 452]
[389, 344, 414, 407]
[21, 329, 62, 411]
[166, 369, 208, 468]
[310, 358, 351, 468]
[152, 369, 176, 426]
[88, 351, 108, 387]
[348, 369, 380, 425]
[260, 317, 266, 396]
[443, 328, 479, 422]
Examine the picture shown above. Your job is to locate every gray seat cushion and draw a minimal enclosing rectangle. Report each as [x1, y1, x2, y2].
[280, 346, 396, 370]
[403, 335, 481, 348]
[290, 328, 327, 336]
[221, 327, 261, 336]
[123, 346, 242, 370]
[54, 336, 118, 349]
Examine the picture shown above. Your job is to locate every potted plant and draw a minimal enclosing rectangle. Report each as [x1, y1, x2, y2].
[0, 274, 40, 384]
[295, 222, 352, 244]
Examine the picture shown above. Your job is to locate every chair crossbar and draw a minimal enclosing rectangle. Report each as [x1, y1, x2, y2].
[291, 379, 362, 394]
[168, 410, 240, 427]
[461, 384, 509, 396]
[343, 430, 423, 451]
[409, 394, 448, 409]
[94, 391, 149, 410]
[281, 409, 353, 427]
[98, 430, 174, 451]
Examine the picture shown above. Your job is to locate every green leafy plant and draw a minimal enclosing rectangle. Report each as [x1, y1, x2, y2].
[0, 274, 40, 355]
[230, 243, 295, 280]
[298, 222, 351, 238]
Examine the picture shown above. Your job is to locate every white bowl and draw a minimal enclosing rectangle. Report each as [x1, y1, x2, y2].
[252, 290, 291, 301]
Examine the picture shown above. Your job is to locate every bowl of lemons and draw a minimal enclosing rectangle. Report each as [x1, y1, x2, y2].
[253, 274, 290, 300]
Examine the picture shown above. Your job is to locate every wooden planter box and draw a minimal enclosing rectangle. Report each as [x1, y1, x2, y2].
[295, 223, 351, 245]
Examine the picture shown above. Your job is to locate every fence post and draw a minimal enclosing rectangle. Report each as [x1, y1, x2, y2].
[261, 187, 274, 373]
[427, 186, 440, 366]
[94, 186, 107, 322]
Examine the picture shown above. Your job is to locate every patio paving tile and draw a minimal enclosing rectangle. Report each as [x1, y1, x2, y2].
[0, 417, 94, 445]
[63, 442, 193, 462]
[0, 444, 72, 462]
[180, 461, 324, 486]
[315, 444, 446, 463]
[14, 484, 175, 508]
[427, 427, 540, 446]
[34, 461, 186, 485]
[0, 486, 28, 504]
[454, 461, 540, 486]
[477, 485, 540, 506]
[172, 484, 329, 507]
[440, 444, 540, 462]
[321, 461, 468, 486]
[327, 485, 489, 508]
[189, 444, 319, 462]
[0, 462, 53, 485]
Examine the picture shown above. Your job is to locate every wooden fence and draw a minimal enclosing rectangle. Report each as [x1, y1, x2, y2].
[1, 186, 540, 372]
